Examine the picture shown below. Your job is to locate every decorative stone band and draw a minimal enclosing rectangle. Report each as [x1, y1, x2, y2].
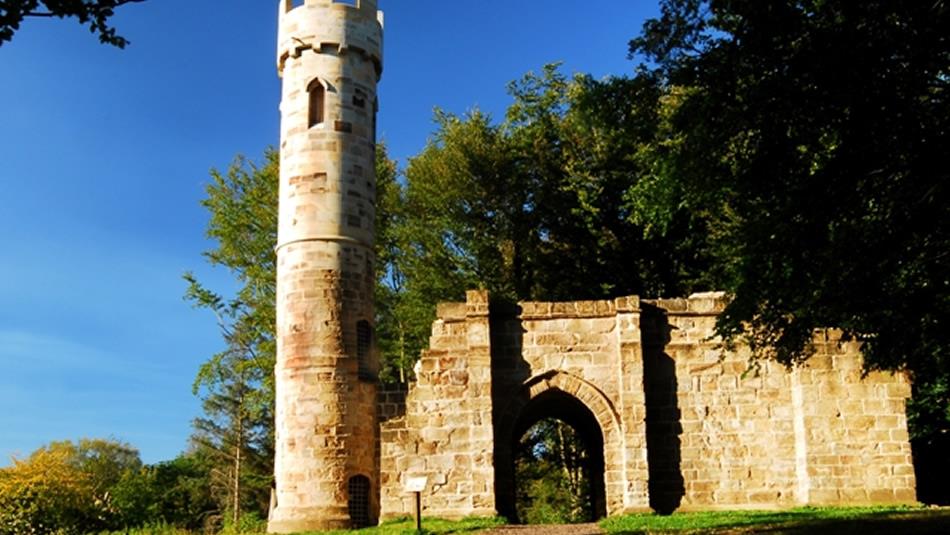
[274, 235, 372, 253]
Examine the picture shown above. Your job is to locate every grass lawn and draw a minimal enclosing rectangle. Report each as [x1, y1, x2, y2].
[598, 505, 950, 534]
[97, 507, 950, 534]
[311, 515, 506, 535]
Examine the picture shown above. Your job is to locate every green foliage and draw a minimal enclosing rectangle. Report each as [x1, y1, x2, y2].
[95, 524, 193, 535]
[630, 0, 950, 365]
[185, 150, 280, 525]
[149, 453, 218, 530]
[384, 65, 712, 378]
[220, 510, 267, 535]
[0, 0, 145, 47]
[628, 0, 950, 459]
[515, 419, 592, 524]
[0, 438, 143, 535]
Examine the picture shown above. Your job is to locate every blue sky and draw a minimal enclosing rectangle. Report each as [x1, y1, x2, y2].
[0, 0, 658, 465]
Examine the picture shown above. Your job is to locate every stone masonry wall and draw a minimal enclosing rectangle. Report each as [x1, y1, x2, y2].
[642, 295, 799, 510]
[379, 291, 496, 520]
[643, 294, 916, 510]
[378, 292, 916, 520]
[793, 330, 916, 505]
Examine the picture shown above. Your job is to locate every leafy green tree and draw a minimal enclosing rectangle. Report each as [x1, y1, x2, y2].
[185, 150, 279, 525]
[0, 0, 145, 47]
[106, 450, 218, 531]
[629, 0, 949, 500]
[147, 452, 218, 530]
[385, 65, 711, 376]
[0, 439, 143, 534]
[185, 145, 403, 526]
[515, 419, 593, 524]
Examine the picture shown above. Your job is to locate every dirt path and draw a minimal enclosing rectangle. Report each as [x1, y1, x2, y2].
[479, 523, 604, 535]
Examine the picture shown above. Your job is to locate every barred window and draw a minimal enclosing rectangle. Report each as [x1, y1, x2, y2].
[348, 475, 371, 528]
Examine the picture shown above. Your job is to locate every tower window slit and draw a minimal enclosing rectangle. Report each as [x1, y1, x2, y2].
[353, 89, 366, 109]
[357, 320, 373, 380]
[308, 79, 325, 127]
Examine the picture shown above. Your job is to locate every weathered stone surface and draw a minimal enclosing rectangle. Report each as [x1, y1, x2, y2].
[270, 4, 914, 530]
[379, 292, 915, 521]
[270, 1, 383, 532]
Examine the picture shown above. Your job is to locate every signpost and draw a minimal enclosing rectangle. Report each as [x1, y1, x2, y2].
[404, 476, 428, 532]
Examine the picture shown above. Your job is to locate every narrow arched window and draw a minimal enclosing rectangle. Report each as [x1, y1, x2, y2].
[352, 88, 367, 109]
[371, 97, 378, 145]
[348, 475, 371, 527]
[308, 79, 325, 128]
[357, 320, 372, 380]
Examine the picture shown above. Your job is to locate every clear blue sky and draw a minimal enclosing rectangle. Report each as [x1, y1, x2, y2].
[0, 0, 659, 465]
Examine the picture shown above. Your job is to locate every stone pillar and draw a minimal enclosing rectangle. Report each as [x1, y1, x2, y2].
[614, 296, 651, 512]
[269, 0, 384, 532]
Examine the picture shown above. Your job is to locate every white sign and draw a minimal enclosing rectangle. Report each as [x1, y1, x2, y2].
[404, 476, 428, 493]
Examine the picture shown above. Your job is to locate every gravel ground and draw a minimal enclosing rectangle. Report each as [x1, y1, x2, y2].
[479, 523, 604, 535]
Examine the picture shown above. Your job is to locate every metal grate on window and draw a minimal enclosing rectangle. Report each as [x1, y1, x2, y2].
[348, 475, 371, 528]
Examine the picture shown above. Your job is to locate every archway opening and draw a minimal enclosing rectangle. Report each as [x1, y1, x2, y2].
[510, 389, 606, 524]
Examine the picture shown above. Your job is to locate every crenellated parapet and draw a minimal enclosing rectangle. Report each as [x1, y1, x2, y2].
[277, 0, 383, 78]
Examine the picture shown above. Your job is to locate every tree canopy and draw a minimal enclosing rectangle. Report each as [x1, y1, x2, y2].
[628, 0, 949, 487]
[0, 0, 145, 47]
[0, 439, 143, 534]
[629, 0, 949, 376]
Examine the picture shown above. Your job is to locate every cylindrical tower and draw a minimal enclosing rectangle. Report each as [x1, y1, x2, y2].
[269, 0, 383, 532]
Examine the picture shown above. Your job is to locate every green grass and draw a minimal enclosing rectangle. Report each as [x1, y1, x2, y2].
[94, 507, 950, 534]
[311, 515, 506, 535]
[599, 505, 950, 534]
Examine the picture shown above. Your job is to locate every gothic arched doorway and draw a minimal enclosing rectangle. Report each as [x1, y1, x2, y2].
[495, 372, 617, 523]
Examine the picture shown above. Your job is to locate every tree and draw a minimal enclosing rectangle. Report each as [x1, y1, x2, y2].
[0, 0, 145, 47]
[185, 145, 402, 524]
[629, 0, 949, 500]
[384, 65, 711, 376]
[0, 438, 143, 534]
[515, 419, 593, 525]
[185, 150, 279, 525]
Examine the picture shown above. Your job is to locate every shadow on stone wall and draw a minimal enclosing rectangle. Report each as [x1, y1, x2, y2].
[489, 299, 529, 523]
[488, 299, 607, 523]
[912, 435, 950, 505]
[641, 303, 685, 514]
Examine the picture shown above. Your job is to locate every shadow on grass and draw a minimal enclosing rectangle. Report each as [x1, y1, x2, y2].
[603, 507, 950, 534]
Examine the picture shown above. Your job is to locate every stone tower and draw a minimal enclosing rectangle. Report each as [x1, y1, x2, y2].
[268, 0, 383, 532]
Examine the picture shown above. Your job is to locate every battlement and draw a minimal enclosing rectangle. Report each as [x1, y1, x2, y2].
[277, 0, 383, 77]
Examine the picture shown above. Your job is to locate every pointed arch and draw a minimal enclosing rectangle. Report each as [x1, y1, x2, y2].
[494, 370, 623, 521]
[307, 78, 325, 127]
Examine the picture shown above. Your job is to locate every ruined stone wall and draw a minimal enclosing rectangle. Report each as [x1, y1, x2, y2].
[489, 297, 650, 517]
[378, 292, 916, 521]
[379, 291, 496, 520]
[642, 295, 799, 510]
[792, 331, 916, 505]
[643, 294, 916, 510]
